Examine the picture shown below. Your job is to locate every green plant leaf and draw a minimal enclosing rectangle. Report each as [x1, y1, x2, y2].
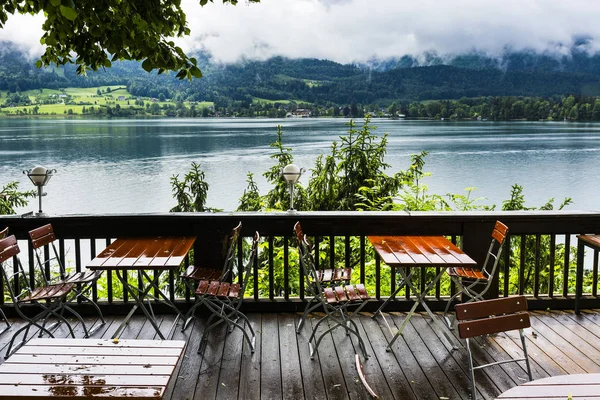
[59, 5, 77, 21]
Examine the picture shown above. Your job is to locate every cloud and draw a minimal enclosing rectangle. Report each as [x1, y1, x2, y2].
[2, 0, 600, 65]
[0, 12, 45, 58]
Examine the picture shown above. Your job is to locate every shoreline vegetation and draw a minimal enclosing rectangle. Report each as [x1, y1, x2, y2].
[2, 85, 600, 122]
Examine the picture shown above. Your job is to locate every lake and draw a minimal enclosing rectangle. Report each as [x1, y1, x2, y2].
[0, 118, 598, 214]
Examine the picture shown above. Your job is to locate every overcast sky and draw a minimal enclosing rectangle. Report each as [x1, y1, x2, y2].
[1, 0, 599, 64]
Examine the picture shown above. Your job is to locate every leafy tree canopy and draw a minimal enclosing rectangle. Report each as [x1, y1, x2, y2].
[0, 0, 259, 80]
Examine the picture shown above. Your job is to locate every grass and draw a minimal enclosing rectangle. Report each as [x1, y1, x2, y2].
[0, 85, 214, 115]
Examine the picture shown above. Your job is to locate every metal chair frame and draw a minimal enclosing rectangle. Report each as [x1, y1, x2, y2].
[29, 224, 105, 335]
[0, 235, 88, 358]
[181, 221, 242, 331]
[443, 220, 508, 328]
[295, 230, 370, 360]
[293, 222, 352, 334]
[0, 227, 10, 335]
[457, 296, 532, 400]
[190, 232, 260, 354]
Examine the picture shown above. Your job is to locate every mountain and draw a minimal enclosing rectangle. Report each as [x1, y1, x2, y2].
[2, 42, 600, 105]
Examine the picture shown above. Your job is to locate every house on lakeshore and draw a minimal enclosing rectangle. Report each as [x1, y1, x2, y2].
[287, 108, 311, 118]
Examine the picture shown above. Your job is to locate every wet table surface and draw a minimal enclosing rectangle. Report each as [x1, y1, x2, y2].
[496, 373, 600, 399]
[0, 338, 186, 399]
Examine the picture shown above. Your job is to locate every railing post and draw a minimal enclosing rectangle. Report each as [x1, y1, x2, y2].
[462, 221, 497, 299]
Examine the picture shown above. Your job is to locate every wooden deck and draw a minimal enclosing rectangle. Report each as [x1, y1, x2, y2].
[2, 309, 600, 400]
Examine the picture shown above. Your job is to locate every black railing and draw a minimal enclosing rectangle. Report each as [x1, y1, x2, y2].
[0, 211, 599, 315]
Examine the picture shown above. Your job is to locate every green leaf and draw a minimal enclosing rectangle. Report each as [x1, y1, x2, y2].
[141, 59, 153, 72]
[50, 0, 61, 6]
[35, 60, 42, 68]
[59, 5, 78, 21]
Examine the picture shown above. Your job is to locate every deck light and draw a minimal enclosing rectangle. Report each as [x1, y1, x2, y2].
[23, 166, 56, 216]
[282, 163, 305, 214]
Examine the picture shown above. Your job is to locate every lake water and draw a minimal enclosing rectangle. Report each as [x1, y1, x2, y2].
[0, 118, 598, 214]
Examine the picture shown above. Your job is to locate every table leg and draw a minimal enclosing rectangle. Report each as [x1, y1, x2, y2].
[112, 270, 168, 340]
[372, 268, 414, 318]
[576, 240, 585, 315]
[385, 268, 458, 351]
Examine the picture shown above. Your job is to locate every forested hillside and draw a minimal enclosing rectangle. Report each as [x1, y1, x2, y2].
[2, 42, 600, 106]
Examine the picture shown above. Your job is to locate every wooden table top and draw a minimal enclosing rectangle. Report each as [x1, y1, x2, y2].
[577, 234, 600, 249]
[0, 338, 186, 399]
[87, 236, 195, 271]
[496, 373, 600, 399]
[368, 235, 477, 268]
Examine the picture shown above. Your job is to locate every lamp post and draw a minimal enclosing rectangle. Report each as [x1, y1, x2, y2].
[23, 166, 56, 216]
[282, 163, 304, 214]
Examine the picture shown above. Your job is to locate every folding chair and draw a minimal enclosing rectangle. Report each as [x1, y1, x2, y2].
[295, 230, 370, 359]
[0, 235, 89, 358]
[181, 221, 242, 331]
[456, 296, 532, 400]
[293, 222, 352, 333]
[443, 220, 508, 328]
[29, 224, 105, 335]
[191, 231, 260, 354]
[0, 227, 10, 335]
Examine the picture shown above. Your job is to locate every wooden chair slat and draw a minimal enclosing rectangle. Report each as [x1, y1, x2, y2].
[195, 280, 209, 295]
[342, 268, 352, 280]
[30, 232, 56, 249]
[324, 288, 337, 303]
[28, 223, 54, 241]
[492, 228, 506, 245]
[207, 281, 220, 296]
[345, 285, 359, 301]
[456, 295, 528, 321]
[334, 286, 348, 302]
[321, 269, 333, 282]
[333, 268, 343, 281]
[356, 284, 369, 299]
[495, 220, 509, 236]
[228, 283, 240, 298]
[0, 235, 19, 263]
[458, 312, 530, 339]
[217, 282, 230, 297]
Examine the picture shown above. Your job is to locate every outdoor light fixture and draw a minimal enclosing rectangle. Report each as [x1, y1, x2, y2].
[23, 166, 56, 216]
[282, 163, 305, 214]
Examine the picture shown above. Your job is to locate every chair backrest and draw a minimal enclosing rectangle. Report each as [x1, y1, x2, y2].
[0, 227, 8, 240]
[481, 221, 508, 278]
[294, 223, 323, 297]
[239, 231, 260, 296]
[0, 235, 33, 302]
[29, 223, 65, 281]
[220, 222, 242, 280]
[456, 295, 529, 339]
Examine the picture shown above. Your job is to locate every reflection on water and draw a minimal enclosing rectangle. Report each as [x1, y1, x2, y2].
[0, 118, 598, 213]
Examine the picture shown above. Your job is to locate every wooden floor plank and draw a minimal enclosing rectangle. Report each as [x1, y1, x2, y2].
[409, 313, 494, 399]
[376, 312, 439, 399]
[306, 313, 349, 400]
[260, 313, 282, 400]
[359, 313, 417, 400]
[328, 314, 371, 400]
[214, 313, 245, 400]
[530, 312, 600, 372]
[278, 313, 304, 400]
[294, 313, 328, 400]
[349, 314, 396, 400]
[193, 318, 228, 400]
[394, 314, 464, 400]
[239, 313, 261, 400]
[1, 309, 599, 400]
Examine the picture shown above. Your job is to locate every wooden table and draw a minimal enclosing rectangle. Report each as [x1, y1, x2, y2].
[0, 338, 186, 399]
[497, 373, 600, 399]
[576, 234, 600, 314]
[369, 235, 477, 350]
[88, 237, 195, 339]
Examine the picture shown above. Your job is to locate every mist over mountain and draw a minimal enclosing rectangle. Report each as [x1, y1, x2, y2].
[2, 42, 600, 106]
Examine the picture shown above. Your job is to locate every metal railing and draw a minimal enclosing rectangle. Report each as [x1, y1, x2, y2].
[0, 211, 599, 315]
